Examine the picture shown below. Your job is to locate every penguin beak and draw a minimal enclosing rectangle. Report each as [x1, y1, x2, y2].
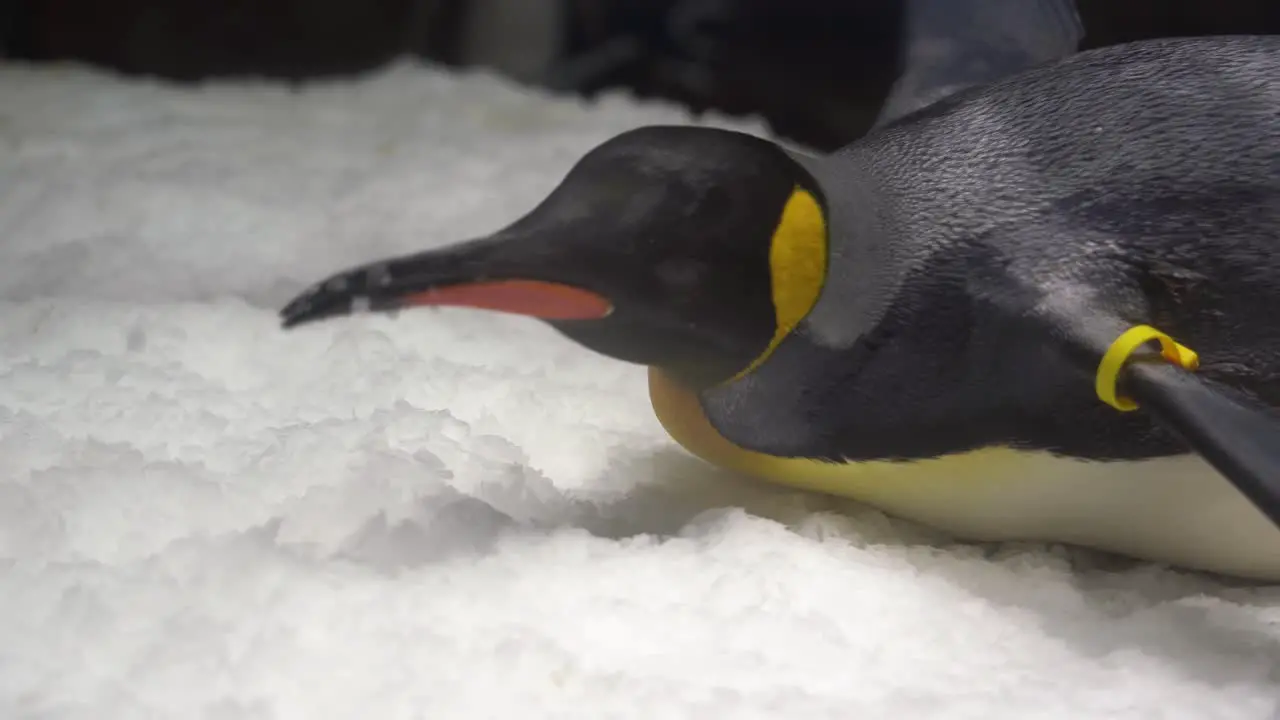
[278, 240, 614, 329]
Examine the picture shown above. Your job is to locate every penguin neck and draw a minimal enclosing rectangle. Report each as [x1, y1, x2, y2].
[784, 148, 906, 350]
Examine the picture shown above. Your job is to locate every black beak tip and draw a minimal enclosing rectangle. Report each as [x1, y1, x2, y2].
[278, 306, 312, 329]
[278, 280, 352, 329]
[277, 269, 405, 329]
[278, 296, 323, 329]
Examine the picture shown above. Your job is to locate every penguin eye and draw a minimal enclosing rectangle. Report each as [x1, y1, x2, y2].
[655, 258, 707, 290]
[698, 186, 734, 219]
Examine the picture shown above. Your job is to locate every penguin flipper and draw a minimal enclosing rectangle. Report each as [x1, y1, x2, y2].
[875, 0, 1084, 125]
[1020, 288, 1280, 530]
[1118, 358, 1280, 528]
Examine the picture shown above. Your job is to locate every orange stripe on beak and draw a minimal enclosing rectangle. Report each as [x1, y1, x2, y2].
[403, 280, 613, 320]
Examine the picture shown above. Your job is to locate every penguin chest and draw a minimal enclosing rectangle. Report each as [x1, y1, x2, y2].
[646, 368, 1280, 582]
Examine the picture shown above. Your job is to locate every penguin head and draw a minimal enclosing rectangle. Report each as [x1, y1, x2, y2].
[280, 125, 829, 390]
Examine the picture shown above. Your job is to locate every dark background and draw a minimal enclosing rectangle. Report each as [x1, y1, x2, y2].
[3, 0, 1279, 150]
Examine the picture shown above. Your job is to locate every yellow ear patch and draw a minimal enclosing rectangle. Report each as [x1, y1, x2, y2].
[729, 187, 828, 382]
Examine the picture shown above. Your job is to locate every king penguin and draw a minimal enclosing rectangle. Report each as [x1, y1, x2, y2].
[280, 35, 1280, 582]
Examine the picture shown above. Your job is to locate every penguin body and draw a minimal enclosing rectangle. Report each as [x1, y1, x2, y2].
[282, 36, 1280, 580]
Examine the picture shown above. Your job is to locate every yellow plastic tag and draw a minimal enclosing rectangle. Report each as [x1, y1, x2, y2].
[1096, 325, 1199, 411]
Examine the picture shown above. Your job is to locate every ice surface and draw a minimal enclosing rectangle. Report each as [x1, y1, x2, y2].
[1, 59, 1279, 719]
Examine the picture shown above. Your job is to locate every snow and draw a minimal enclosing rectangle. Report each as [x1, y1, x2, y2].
[1, 58, 1279, 720]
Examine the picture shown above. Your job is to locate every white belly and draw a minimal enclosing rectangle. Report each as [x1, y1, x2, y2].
[648, 369, 1280, 582]
[858, 451, 1280, 582]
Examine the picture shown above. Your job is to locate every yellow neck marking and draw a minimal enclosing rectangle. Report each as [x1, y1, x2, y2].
[729, 187, 828, 382]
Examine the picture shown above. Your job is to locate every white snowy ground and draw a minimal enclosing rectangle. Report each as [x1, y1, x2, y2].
[1, 58, 1279, 720]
